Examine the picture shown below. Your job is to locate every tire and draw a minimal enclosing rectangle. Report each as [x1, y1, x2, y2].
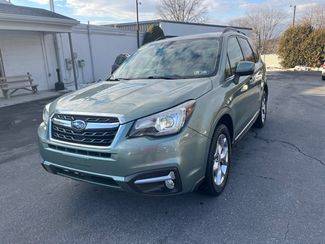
[254, 92, 267, 128]
[202, 124, 231, 196]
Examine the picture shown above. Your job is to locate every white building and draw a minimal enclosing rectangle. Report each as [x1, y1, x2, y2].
[0, 1, 140, 97]
[109, 19, 252, 37]
[0, 1, 251, 98]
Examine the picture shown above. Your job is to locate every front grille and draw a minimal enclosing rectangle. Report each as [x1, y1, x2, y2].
[53, 114, 119, 123]
[51, 114, 119, 147]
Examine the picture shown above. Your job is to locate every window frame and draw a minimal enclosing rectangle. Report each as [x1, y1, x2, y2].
[237, 37, 257, 63]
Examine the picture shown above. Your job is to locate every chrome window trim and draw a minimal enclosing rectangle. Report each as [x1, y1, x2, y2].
[225, 75, 235, 83]
[49, 113, 123, 150]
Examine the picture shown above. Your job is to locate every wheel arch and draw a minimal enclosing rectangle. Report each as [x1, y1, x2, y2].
[216, 113, 234, 143]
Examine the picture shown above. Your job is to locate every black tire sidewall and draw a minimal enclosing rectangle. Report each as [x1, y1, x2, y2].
[254, 92, 267, 128]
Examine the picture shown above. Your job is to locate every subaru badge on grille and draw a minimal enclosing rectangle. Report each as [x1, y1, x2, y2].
[71, 120, 87, 131]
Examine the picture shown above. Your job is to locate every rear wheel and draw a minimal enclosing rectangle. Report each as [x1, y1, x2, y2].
[254, 92, 267, 128]
[202, 124, 231, 196]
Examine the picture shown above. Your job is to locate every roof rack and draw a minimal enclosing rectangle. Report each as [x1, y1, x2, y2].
[222, 27, 247, 36]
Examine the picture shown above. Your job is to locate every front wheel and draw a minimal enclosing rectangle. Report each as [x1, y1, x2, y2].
[254, 92, 267, 128]
[202, 124, 231, 196]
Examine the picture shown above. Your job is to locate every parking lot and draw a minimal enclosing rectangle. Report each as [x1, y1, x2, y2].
[0, 71, 324, 243]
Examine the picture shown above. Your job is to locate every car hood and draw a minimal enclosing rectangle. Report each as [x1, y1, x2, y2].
[52, 78, 212, 123]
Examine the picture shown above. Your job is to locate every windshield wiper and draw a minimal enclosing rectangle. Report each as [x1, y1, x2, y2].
[146, 75, 180, 80]
[107, 77, 131, 81]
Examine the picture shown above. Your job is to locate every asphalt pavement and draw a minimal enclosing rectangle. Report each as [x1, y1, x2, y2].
[0, 71, 324, 243]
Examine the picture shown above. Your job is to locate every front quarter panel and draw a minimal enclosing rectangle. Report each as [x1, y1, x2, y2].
[187, 75, 229, 139]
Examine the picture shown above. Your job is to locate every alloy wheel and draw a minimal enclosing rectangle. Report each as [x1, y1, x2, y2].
[213, 134, 229, 186]
[261, 96, 267, 123]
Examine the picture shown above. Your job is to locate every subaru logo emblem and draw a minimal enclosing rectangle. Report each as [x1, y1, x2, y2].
[71, 120, 87, 131]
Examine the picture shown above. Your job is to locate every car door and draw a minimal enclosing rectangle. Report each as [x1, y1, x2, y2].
[225, 36, 253, 137]
[238, 37, 263, 116]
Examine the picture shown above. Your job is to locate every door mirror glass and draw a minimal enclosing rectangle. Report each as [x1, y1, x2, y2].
[235, 61, 255, 76]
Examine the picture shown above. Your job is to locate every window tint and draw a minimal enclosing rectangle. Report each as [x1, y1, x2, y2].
[238, 38, 256, 62]
[227, 37, 244, 73]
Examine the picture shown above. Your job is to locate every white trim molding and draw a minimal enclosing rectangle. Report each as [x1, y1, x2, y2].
[0, 13, 79, 33]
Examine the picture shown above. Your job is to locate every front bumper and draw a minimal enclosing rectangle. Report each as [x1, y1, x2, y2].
[38, 121, 209, 195]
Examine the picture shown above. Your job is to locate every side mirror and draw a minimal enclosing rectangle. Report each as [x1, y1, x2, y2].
[235, 61, 255, 76]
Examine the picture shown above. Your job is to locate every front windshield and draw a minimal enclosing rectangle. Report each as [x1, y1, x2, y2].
[112, 38, 220, 80]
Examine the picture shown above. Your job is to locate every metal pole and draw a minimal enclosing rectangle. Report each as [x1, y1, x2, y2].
[136, 0, 140, 48]
[68, 32, 78, 90]
[49, 0, 55, 12]
[49, 0, 63, 84]
[292, 5, 296, 27]
[87, 21, 96, 83]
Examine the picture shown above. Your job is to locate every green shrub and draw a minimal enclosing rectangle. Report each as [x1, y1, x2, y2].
[278, 24, 325, 68]
[301, 28, 325, 67]
[142, 25, 165, 45]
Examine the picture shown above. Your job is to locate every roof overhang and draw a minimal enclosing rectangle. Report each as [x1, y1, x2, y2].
[0, 13, 79, 32]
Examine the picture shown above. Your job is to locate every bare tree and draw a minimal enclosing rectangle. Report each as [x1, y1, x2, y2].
[158, 0, 207, 23]
[300, 4, 325, 29]
[229, 6, 287, 54]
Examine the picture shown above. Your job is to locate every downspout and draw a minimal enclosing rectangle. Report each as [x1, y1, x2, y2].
[53, 35, 63, 82]
[68, 32, 78, 90]
[49, 0, 63, 83]
[87, 21, 96, 83]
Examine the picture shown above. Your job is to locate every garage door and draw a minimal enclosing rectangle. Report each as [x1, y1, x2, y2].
[0, 31, 49, 92]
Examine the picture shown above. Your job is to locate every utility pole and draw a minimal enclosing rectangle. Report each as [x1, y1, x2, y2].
[49, 0, 55, 12]
[136, 0, 140, 48]
[291, 5, 296, 27]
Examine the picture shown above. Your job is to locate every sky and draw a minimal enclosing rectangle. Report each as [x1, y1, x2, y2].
[8, 0, 325, 25]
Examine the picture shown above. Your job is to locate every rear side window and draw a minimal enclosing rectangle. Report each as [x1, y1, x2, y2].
[238, 38, 256, 62]
[227, 37, 244, 73]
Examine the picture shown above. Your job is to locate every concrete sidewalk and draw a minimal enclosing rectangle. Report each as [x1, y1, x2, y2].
[0, 90, 69, 108]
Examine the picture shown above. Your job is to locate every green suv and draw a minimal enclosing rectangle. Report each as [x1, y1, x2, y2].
[38, 29, 268, 196]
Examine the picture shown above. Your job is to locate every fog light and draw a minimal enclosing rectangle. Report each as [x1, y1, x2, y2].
[165, 179, 175, 189]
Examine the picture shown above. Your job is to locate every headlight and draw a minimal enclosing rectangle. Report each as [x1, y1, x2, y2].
[42, 103, 50, 125]
[129, 100, 196, 138]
